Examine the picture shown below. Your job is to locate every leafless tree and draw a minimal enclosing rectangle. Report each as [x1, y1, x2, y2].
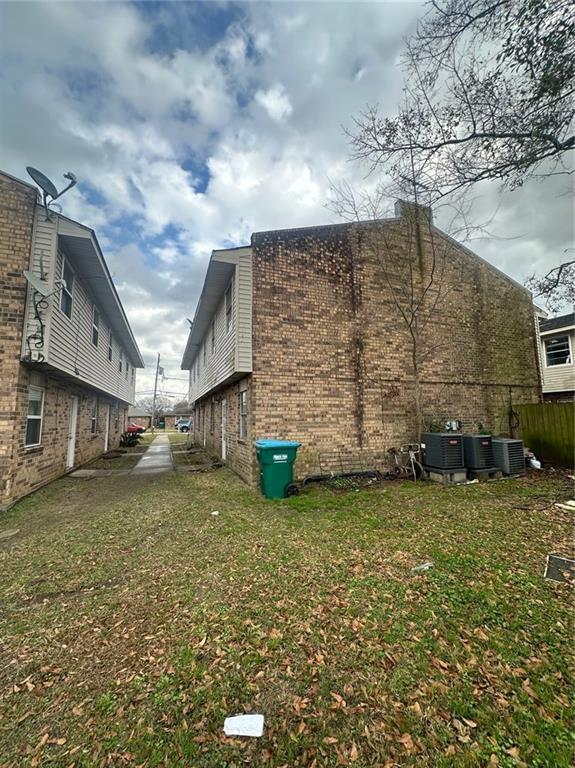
[525, 255, 575, 313]
[330, 157, 462, 439]
[349, 0, 574, 201]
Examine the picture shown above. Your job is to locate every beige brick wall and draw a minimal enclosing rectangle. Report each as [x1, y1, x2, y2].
[192, 376, 253, 483]
[4, 367, 128, 507]
[250, 215, 540, 480]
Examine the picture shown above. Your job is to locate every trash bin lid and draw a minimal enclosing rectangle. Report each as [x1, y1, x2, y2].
[255, 439, 301, 448]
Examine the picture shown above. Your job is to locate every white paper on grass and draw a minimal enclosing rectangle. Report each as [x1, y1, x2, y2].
[223, 714, 265, 737]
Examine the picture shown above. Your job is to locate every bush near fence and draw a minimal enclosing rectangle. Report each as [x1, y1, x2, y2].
[516, 403, 574, 468]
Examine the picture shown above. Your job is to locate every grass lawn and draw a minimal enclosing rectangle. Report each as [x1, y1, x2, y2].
[86, 453, 143, 470]
[0, 470, 573, 767]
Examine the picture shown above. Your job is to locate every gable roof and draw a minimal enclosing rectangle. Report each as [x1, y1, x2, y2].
[539, 313, 575, 334]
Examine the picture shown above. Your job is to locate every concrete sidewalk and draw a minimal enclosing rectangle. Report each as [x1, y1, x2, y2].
[132, 434, 173, 474]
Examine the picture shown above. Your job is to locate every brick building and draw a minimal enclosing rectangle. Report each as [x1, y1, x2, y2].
[0, 171, 144, 509]
[181, 202, 541, 485]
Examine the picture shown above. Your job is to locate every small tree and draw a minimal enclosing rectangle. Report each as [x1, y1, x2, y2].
[330, 168, 461, 439]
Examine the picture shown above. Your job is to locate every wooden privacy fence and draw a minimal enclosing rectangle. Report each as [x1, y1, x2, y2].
[516, 403, 574, 467]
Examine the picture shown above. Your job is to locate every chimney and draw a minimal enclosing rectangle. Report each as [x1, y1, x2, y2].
[394, 199, 433, 225]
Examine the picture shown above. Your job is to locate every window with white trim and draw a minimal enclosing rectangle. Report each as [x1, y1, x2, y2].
[239, 389, 248, 440]
[91, 398, 98, 434]
[225, 281, 233, 332]
[108, 332, 113, 362]
[92, 306, 100, 346]
[60, 258, 74, 318]
[545, 335, 572, 366]
[25, 386, 44, 446]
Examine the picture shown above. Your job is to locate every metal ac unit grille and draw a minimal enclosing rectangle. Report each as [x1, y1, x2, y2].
[462, 435, 494, 469]
[492, 438, 525, 475]
[422, 433, 464, 470]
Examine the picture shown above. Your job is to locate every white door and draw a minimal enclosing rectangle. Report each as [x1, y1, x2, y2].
[104, 404, 110, 452]
[221, 398, 227, 461]
[66, 396, 78, 469]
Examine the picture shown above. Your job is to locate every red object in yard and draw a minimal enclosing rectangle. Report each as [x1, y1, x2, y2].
[126, 422, 146, 434]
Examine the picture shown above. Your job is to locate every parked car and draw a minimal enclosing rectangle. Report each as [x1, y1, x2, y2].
[178, 420, 191, 433]
[126, 422, 146, 434]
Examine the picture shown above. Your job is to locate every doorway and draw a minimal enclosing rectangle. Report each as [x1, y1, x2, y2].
[221, 398, 227, 461]
[66, 396, 78, 469]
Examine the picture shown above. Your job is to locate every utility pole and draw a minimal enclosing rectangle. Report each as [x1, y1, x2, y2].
[151, 353, 160, 434]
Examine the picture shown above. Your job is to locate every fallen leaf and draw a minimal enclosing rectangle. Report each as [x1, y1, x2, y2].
[398, 733, 414, 752]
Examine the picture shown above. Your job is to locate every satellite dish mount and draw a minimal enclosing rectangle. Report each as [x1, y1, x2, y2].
[26, 166, 78, 220]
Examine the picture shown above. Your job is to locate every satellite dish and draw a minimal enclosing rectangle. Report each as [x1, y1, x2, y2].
[25, 166, 78, 220]
[26, 167, 59, 199]
[23, 270, 50, 297]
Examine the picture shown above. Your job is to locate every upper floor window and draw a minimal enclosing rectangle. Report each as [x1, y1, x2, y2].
[203, 342, 206, 366]
[92, 306, 100, 347]
[545, 335, 572, 366]
[25, 386, 44, 447]
[211, 318, 216, 354]
[126, 360, 129, 378]
[119, 351, 123, 373]
[225, 281, 233, 332]
[108, 332, 113, 362]
[60, 258, 74, 318]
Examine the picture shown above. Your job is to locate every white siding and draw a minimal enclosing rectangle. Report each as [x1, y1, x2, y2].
[188, 249, 252, 402]
[540, 328, 575, 393]
[22, 209, 137, 403]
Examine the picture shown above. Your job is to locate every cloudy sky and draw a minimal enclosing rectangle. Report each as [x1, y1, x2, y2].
[1, 1, 572, 401]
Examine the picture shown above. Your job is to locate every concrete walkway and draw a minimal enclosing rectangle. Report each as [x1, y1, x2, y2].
[132, 434, 173, 474]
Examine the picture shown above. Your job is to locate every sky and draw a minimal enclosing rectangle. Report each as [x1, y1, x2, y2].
[1, 0, 573, 402]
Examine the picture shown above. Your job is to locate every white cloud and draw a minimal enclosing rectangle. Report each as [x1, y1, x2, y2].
[255, 84, 293, 122]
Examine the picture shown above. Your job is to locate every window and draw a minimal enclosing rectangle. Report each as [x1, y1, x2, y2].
[126, 360, 129, 378]
[225, 281, 233, 332]
[91, 398, 98, 434]
[119, 351, 123, 373]
[203, 342, 206, 366]
[25, 386, 44, 446]
[210, 401, 215, 433]
[239, 389, 248, 439]
[108, 332, 113, 362]
[60, 258, 74, 318]
[92, 306, 100, 346]
[545, 335, 571, 366]
[211, 318, 216, 354]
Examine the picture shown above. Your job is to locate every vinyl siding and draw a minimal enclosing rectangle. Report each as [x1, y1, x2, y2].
[188, 249, 252, 402]
[540, 328, 575, 393]
[22, 209, 137, 403]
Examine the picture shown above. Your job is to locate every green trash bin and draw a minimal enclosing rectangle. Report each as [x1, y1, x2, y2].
[255, 439, 301, 499]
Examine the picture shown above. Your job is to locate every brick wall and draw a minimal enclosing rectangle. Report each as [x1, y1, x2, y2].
[250, 214, 541, 480]
[3, 364, 127, 508]
[0, 173, 38, 506]
[192, 376, 253, 482]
